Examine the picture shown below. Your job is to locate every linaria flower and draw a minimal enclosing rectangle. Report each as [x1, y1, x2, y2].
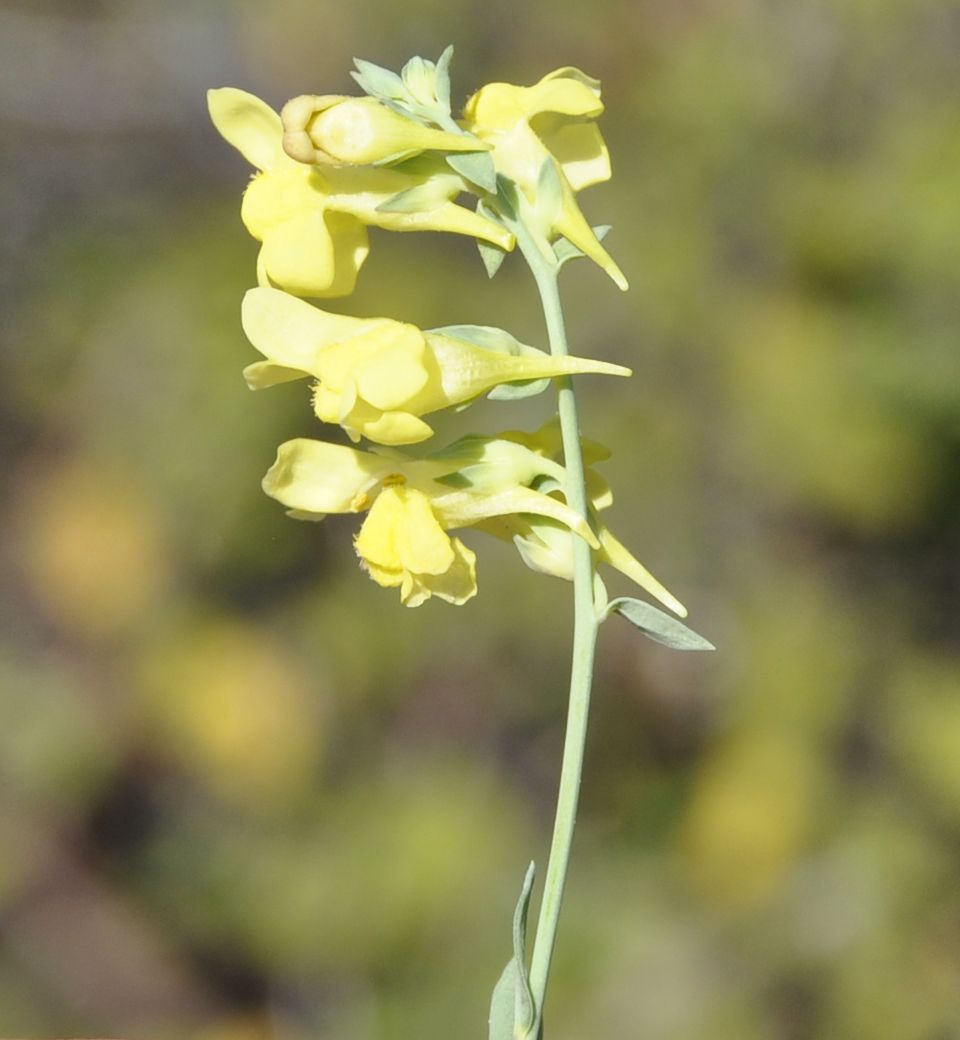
[464, 68, 627, 289]
[241, 287, 631, 445]
[261, 434, 600, 607]
[208, 88, 513, 297]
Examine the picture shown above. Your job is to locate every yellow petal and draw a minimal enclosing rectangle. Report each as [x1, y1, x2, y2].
[538, 121, 611, 191]
[242, 286, 373, 375]
[349, 325, 431, 410]
[425, 333, 629, 407]
[242, 360, 308, 389]
[553, 183, 628, 291]
[431, 485, 599, 549]
[354, 410, 435, 446]
[362, 558, 404, 589]
[396, 489, 456, 576]
[522, 73, 604, 119]
[403, 537, 477, 606]
[355, 486, 454, 578]
[259, 213, 368, 297]
[240, 166, 327, 240]
[598, 527, 687, 617]
[465, 70, 602, 131]
[207, 88, 291, 172]
[366, 201, 515, 250]
[262, 439, 395, 514]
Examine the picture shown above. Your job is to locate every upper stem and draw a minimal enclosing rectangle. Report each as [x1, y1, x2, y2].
[515, 226, 601, 1032]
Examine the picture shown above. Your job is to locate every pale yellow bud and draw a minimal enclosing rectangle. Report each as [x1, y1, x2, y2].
[281, 95, 487, 167]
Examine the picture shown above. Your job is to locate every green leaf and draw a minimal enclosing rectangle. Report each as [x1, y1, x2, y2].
[606, 597, 716, 651]
[434, 45, 454, 111]
[351, 58, 407, 101]
[489, 862, 537, 1040]
[448, 151, 498, 193]
[474, 201, 509, 277]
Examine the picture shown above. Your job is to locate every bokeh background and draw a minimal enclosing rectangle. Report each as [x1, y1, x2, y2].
[2, 0, 959, 1037]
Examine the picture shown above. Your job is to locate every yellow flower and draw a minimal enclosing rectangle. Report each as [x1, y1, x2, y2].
[281, 94, 488, 166]
[208, 88, 513, 297]
[464, 68, 627, 289]
[477, 423, 687, 616]
[261, 435, 601, 607]
[241, 286, 631, 445]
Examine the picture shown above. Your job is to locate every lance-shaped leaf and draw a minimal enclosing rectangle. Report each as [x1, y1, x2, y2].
[489, 862, 537, 1040]
[605, 596, 715, 650]
[448, 150, 499, 193]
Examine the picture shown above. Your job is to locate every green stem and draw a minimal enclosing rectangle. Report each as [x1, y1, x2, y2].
[516, 226, 600, 1031]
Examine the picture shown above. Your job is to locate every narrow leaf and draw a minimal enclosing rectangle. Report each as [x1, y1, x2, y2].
[487, 378, 550, 401]
[495, 175, 520, 219]
[434, 44, 454, 111]
[448, 151, 498, 193]
[536, 157, 564, 228]
[350, 59, 407, 101]
[488, 863, 537, 1040]
[478, 238, 508, 278]
[553, 237, 585, 266]
[401, 55, 434, 103]
[489, 962, 521, 1040]
[607, 597, 715, 651]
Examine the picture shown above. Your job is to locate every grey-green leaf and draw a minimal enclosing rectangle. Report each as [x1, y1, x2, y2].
[487, 378, 550, 401]
[553, 237, 585, 266]
[434, 44, 454, 111]
[448, 151, 498, 193]
[607, 597, 716, 651]
[401, 55, 434, 103]
[489, 862, 537, 1040]
[536, 157, 564, 227]
[478, 238, 508, 278]
[555, 224, 612, 267]
[351, 58, 407, 101]
[430, 324, 525, 354]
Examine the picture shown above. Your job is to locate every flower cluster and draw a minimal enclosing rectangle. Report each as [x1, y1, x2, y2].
[209, 49, 681, 611]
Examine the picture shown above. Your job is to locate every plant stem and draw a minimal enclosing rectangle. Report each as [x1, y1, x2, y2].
[516, 227, 600, 1032]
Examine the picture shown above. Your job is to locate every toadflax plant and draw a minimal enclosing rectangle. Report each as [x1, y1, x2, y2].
[209, 47, 713, 1039]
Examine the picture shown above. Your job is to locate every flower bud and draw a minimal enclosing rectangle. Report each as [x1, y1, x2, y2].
[281, 95, 487, 166]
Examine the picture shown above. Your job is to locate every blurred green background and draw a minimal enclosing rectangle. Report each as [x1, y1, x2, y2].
[2, 0, 959, 1037]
